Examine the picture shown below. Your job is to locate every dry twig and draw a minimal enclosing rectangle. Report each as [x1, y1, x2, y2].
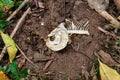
[98, 10, 120, 28]
[98, 27, 120, 40]
[43, 60, 53, 71]
[0, 7, 31, 61]
[16, 44, 39, 68]
[87, 0, 120, 28]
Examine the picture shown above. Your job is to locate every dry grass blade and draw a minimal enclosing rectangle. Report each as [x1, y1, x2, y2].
[81, 66, 90, 80]
[43, 60, 53, 71]
[98, 27, 120, 40]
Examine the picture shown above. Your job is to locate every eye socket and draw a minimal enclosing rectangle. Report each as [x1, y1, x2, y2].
[49, 36, 55, 41]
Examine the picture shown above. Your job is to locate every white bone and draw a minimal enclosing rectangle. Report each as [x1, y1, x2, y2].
[46, 23, 68, 51]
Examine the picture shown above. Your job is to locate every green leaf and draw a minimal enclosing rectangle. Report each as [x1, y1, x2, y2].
[13, 75, 20, 80]
[6, 61, 18, 75]
[95, 67, 99, 74]
[0, 1, 3, 11]
[0, 20, 11, 31]
[19, 68, 28, 78]
[62, 75, 69, 80]
[0, 11, 4, 18]
[0, 66, 4, 71]
[15, 1, 22, 7]
[2, 61, 28, 80]
[0, 0, 14, 12]
[0, 32, 18, 62]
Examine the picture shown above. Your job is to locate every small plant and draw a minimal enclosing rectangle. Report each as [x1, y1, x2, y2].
[0, 0, 14, 18]
[0, 20, 11, 31]
[0, 0, 22, 18]
[93, 59, 99, 75]
[0, 61, 28, 80]
[95, 67, 99, 75]
[117, 39, 120, 46]
[62, 75, 69, 80]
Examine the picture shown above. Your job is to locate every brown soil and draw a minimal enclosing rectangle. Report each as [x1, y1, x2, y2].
[1, 0, 120, 80]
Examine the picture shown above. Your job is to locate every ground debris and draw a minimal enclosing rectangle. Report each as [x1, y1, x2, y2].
[95, 50, 120, 67]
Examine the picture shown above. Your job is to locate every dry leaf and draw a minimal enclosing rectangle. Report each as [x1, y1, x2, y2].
[0, 71, 10, 80]
[117, 16, 120, 20]
[38, 2, 44, 8]
[1, 32, 17, 62]
[99, 59, 120, 80]
[81, 66, 90, 80]
[113, 0, 120, 10]
[90, 65, 98, 80]
[98, 50, 120, 67]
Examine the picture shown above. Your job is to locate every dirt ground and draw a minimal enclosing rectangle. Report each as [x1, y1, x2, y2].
[0, 0, 120, 80]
